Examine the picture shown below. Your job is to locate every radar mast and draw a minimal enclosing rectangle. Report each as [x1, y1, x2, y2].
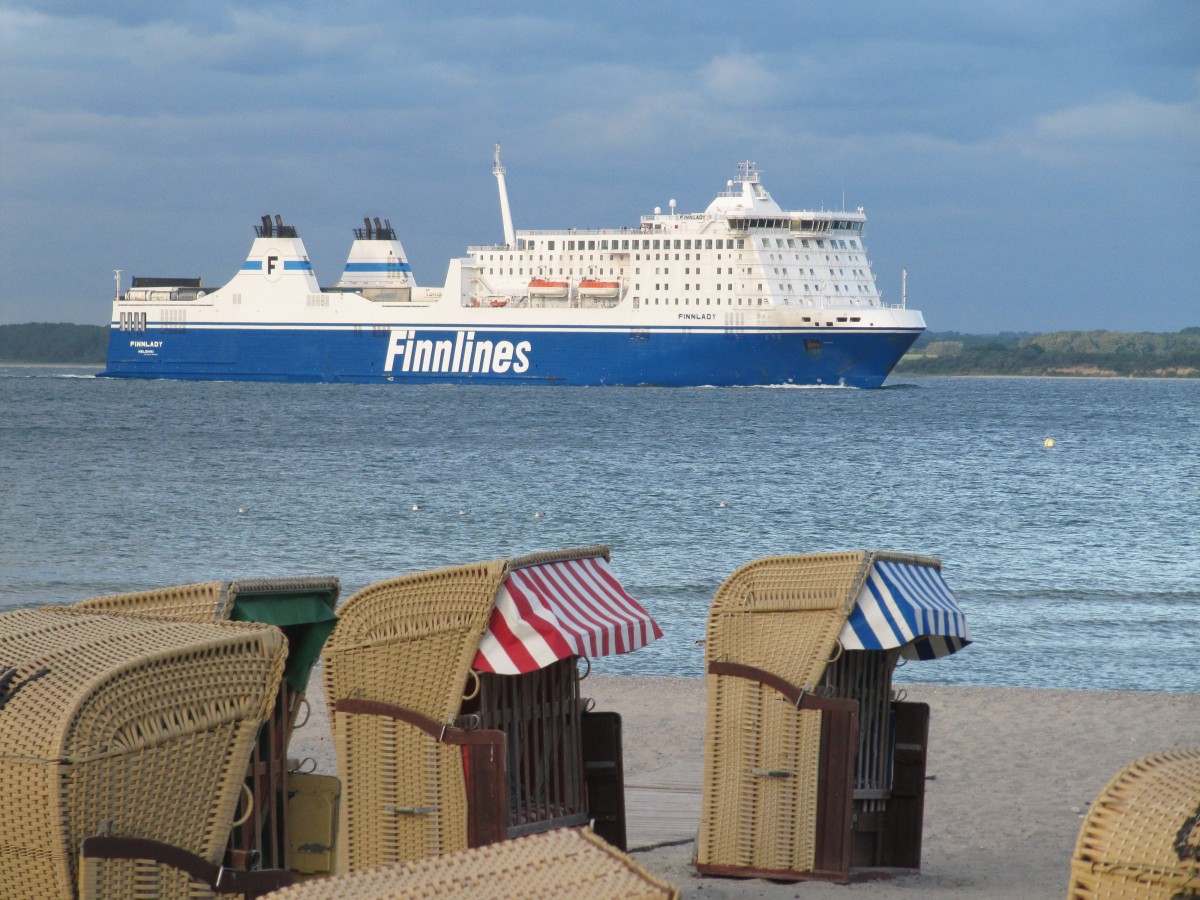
[493, 143, 516, 248]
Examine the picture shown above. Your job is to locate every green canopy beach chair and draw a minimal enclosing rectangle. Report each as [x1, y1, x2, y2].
[75, 576, 340, 872]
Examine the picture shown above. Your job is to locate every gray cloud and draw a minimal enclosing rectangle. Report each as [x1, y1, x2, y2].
[1, 0, 1197, 331]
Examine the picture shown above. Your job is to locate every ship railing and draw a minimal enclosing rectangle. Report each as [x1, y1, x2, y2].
[255, 224, 298, 238]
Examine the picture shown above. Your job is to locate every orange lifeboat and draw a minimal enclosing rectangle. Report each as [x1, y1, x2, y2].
[578, 279, 620, 299]
[528, 278, 569, 298]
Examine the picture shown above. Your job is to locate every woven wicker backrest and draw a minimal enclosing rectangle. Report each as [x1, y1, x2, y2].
[322, 559, 507, 726]
[75, 576, 340, 623]
[323, 546, 610, 725]
[0, 606, 286, 899]
[1069, 747, 1200, 899]
[704, 550, 871, 687]
[258, 827, 679, 899]
[697, 551, 872, 879]
[74, 576, 342, 871]
[74, 580, 232, 621]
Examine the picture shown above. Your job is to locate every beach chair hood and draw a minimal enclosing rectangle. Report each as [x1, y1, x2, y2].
[324, 545, 659, 723]
[0, 606, 285, 899]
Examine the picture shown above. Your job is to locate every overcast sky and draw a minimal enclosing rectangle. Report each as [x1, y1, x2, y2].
[1, 1, 1197, 333]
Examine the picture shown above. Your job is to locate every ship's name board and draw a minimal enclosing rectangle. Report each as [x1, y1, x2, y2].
[384, 329, 532, 375]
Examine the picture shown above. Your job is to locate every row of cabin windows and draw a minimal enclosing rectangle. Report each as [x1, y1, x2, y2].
[641, 283, 868, 297]
[638, 265, 869, 294]
[481, 234, 860, 260]
[488, 268, 622, 276]
[529, 237, 747, 251]
[481, 235, 860, 261]
[636, 295, 768, 306]
[491, 256, 871, 295]
[760, 237, 861, 250]
[485, 261, 874, 294]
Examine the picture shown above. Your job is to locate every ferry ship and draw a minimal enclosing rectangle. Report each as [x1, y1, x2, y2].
[102, 147, 925, 387]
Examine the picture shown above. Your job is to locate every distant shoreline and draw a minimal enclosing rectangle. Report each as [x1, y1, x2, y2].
[895, 372, 1197, 381]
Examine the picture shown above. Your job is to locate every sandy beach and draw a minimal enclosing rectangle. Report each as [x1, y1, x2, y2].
[289, 675, 1200, 898]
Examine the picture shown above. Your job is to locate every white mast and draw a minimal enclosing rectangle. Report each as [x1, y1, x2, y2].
[493, 143, 515, 248]
[902, 267, 908, 309]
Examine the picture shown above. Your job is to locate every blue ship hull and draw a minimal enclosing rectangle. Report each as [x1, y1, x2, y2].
[101, 324, 920, 388]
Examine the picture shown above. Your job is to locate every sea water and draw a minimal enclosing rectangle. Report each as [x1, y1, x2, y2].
[2, 368, 1197, 692]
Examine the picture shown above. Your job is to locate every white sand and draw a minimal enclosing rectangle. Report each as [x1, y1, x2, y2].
[290, 675, 1200, 898]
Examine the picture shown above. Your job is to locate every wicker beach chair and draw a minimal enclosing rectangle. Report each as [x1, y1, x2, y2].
[322, 546, 661, 874]
[1068, 747, 1200, 899]
[694, 550, 970, 884]
[74, 577, 340, 873]
[256, 827, 679, 899]
[0, 606, 287, 899]
[73, 580, 242, 622]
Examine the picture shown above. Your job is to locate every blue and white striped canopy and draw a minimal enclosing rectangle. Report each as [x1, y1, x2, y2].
[838, 559, 971, 660]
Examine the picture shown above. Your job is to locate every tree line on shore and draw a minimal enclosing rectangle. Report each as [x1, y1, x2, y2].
[3, 322, 1199, 378]
[0, 323, 109, 364]
[894, 328, 1200, 378]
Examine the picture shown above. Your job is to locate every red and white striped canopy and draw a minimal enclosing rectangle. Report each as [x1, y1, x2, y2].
[472, 556, 663, 675]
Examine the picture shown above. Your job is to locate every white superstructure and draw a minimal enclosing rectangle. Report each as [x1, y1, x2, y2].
[457, 156, 891, 322]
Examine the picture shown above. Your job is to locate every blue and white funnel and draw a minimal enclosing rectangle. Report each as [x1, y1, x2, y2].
[336, 217, 417, 288]
[230, 215, 321, 295]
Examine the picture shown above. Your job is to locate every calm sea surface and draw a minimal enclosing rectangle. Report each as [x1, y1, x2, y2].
[2, 368, 1197, 692]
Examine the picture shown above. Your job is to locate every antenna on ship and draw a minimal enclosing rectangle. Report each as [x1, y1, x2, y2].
[902, 267, 908, 309]
[113, 269, 122, 301]
[493, 143, 516, 248]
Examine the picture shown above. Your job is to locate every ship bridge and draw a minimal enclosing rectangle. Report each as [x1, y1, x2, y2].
[704, 161, 783, 216]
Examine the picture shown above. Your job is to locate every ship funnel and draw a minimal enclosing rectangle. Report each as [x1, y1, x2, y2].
[337, 216, 417, 289]
[493, 142, 516, 248]
[232, 217, 318, 293]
